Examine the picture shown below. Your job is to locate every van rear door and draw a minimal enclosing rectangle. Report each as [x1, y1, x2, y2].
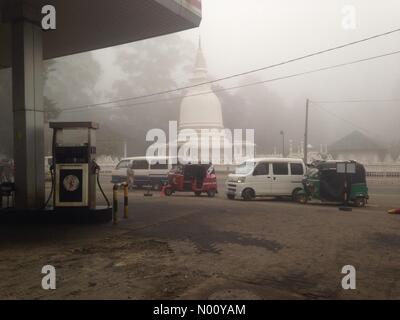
[149, 160, 169, 186]
[289, 162, 305, 186]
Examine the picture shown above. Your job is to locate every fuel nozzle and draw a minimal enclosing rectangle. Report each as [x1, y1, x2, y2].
[92, 160, 101, 173]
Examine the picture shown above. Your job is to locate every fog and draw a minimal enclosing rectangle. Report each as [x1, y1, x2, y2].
[1, 0, 400, 158]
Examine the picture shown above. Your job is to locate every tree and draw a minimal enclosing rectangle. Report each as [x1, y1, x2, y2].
[43, 53, 102, 113]
[95, 33, 196, 156]
[213, 75, 288, 155]
[0, 53, 102, 157]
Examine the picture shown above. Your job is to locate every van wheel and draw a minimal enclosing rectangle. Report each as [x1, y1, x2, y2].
[354, 197, 366, 207]
[242, 188, 255, 201]
[194, 191, 202, 196]
[164, 187, 173, 196]
[207, 189, 216, 198]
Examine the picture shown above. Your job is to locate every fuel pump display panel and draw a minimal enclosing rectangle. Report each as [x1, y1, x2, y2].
[54, 146, 89, 163]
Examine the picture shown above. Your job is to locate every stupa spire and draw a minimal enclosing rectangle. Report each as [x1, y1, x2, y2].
[191, 36, 208, 86]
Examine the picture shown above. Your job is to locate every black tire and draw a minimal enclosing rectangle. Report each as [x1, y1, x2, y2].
[164, 187, 173, 196]
[354, 197, 366, 207]
[227, 194, 235, 200]
[242, 188, 255, 201]
[207, 189, 216, 198]
[293, 189, 308, 204]
[194, 191, 202, 196]
[296, 193, 308, 204]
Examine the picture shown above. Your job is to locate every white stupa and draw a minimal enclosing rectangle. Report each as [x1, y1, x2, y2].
[179, 40, 224, 131]
[177, 39, 255, 166]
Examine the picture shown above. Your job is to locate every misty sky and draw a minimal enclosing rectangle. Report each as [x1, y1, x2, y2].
[1, 0, 399, 158]
[89, 0, 400, 147]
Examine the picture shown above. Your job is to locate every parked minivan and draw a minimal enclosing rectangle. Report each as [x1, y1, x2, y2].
[111, 156, 174, 190]
[226, 158, 306, 201]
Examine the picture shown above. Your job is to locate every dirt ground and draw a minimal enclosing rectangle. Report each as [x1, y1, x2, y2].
[0, 175, 399, 299]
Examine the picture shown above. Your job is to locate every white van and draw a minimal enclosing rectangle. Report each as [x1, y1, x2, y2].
[226, 158, 306, 201]
[111, 156, 174, 190]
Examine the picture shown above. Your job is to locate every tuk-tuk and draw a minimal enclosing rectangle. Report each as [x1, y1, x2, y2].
[163, 163, 218, 197]
[295, 160, 369, 207]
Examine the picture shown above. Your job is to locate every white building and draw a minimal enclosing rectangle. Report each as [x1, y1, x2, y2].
[329, 131, 389, 164]
[178, 40, 255, 165]
[179, 40, 224, 132]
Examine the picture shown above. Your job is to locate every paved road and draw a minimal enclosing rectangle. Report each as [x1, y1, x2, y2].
[0, 174, 399, 299]
[97, 173, 400, 210]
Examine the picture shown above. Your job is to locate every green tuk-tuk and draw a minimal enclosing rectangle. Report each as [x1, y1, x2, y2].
[295, 160, 369, 207]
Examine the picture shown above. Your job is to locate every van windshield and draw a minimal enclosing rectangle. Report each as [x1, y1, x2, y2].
[235, 161, 256, 175]
[116, 160, 131, 169]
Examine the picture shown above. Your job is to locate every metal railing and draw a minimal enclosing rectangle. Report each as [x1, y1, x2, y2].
[365, 164, 400, 178]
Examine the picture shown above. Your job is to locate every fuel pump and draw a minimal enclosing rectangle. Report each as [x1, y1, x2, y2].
[49, 122, 110, 214]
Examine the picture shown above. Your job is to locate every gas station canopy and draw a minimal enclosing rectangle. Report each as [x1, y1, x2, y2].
[0, 0, 202, 68]
[0, 0, 201, 209]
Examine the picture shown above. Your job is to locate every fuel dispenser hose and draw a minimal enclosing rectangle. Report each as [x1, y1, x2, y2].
[43, 165, 55, 209]
[94, 161, 111, 208]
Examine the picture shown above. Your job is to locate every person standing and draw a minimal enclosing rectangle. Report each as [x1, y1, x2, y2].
[127, 164, 135, 191]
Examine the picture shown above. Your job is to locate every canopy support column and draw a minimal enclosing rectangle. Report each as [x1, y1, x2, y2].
[9, 4, 44, 209]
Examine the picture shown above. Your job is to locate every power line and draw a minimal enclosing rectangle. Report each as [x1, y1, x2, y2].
[63, 48, 400, 113]
[59, 27, 400, 111]
[312, 102, 382, 138]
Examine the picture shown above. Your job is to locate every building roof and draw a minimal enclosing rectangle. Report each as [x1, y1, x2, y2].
[329, 131, 385, 152]
[0, 0, 201, 69]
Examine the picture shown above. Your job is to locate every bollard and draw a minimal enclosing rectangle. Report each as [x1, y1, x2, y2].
[123, 183, 128, 219]
[113, 184, 119, 224]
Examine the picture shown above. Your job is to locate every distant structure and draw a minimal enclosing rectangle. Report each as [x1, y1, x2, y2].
[328, 131, 390, 164]
[326, 131, 400, 176]
[178, 39, 254, 165]
[265, 140, 332, 163]
[179, 39, 224, 132]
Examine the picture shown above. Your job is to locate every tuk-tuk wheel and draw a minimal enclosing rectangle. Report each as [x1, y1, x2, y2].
[227, 194, 235, 200]
[354, 197, 366, 207]
[194, 191, 202, 196]
[207, 189, 216, 198]
[164, 187, 173, 196]
[294, 191, 308, 204]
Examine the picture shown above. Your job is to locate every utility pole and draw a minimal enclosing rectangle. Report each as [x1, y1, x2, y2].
[280, 130, 285, 157]
[304, 99, 309, 165]
[123, 140, 128, 158]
